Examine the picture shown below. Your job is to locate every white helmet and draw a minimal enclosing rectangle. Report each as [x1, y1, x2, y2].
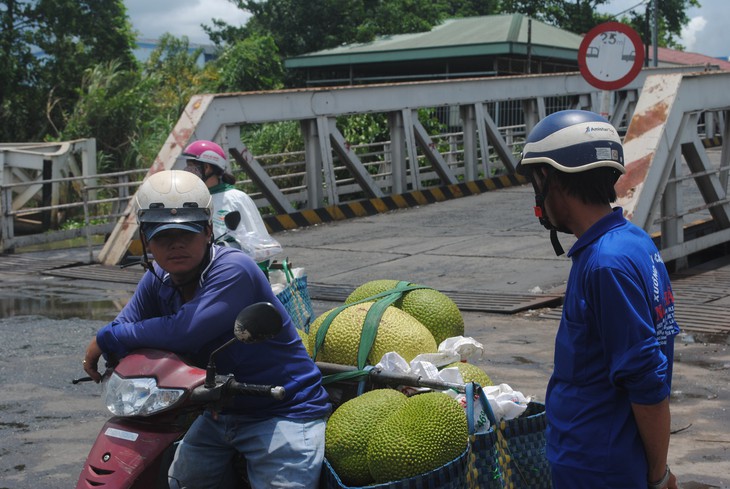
[136, 170, 212, 241]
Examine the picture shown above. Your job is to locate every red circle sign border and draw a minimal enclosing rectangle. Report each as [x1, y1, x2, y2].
[578, 21, 645, 91]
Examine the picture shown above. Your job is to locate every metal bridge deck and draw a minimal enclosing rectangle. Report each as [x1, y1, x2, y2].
[33, 259, 730, 334]
[39, 263, 563, 314]
[537, 264, 730, 336]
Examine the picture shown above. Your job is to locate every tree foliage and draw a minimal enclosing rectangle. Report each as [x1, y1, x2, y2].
[0, 0, 136, 142]
[59, 34, 220, 172]
[207, 0, 498, 58]
[214, 34, 285, 92]
[620, 0, 701, 50]
[1, 0, 704, 179]
[500, 0, 700, 49]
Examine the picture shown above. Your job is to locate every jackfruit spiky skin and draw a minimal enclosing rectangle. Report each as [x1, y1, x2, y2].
[295, 328, 312, 357]
[345, 279, 464, 345]
[325, 389, 408, 486]
[444, 361, 493, 387]
[367, 391, 469, 483]
[308, 302, 437, 365]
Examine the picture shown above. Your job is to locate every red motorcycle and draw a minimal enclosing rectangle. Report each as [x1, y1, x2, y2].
[74, 299, 469, 488]
[74, 302, 286, 489]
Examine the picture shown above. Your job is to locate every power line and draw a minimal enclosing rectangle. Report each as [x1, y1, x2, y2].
[608, 0, 650, 18]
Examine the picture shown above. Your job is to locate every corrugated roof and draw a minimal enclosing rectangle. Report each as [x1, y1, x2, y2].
[656, 46, 730, 71]
[286, 14, 583, 67]
[285, 14, 730, 73]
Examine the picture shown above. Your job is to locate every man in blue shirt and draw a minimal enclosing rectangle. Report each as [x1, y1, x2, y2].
[516, 110, 679, 489]
[82, 170, 330, 489]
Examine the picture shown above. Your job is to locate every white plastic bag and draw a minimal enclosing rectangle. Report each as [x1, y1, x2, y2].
[374, 340, 530, 433]
[211, 189, 283, 262]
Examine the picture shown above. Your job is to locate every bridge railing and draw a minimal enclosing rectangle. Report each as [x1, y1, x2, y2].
[98, 65, 724, 265]
[0, 165, 146, 255]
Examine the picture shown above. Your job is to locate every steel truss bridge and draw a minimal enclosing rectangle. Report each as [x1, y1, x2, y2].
[1, 66, 728, 270]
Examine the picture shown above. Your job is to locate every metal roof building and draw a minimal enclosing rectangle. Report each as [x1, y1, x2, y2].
[285, 14, 730, 87]
[285, 14, 584, 86]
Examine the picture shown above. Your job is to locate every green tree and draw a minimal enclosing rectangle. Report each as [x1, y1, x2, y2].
[213, 34, 285, 92]
[143, 34, 216, 114]
[207, 0, 498, 58]
[499, 0, 611, 35]
[0, 1, 38, 141]
[0, 0, 137, 142]
[59, 35, 219, 172]
[208, 0, 365, 57]
[59, 61, 146, 171]
[499, 0, 700, 49]
[621, 0, 701, 50]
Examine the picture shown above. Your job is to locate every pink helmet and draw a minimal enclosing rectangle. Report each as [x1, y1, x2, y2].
[182, 140, 228, 172]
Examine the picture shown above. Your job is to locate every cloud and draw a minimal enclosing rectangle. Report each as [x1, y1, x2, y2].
[126, 0, 729, 56]
[676, 1, 728, 57]
[680, 16, 707, 53]
[125, 0, 251, 44]
[596, 0, 727, 58]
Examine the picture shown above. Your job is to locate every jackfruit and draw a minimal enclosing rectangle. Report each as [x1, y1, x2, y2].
[367, 391, 469, 483]
[325, 389, 407, 486]
[345, 279, 464, 345]
[444, 361, 493, 387]
[308, 302, 437, 365]
[295, 328, 312, 357]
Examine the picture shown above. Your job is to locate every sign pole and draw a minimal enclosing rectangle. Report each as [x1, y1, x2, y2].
[600, 90, 612, 120]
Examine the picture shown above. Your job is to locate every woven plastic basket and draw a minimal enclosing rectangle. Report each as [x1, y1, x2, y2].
[320, 445, 471, 489]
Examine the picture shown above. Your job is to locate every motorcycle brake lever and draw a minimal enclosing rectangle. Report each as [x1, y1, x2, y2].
[71, 376, 94, 384]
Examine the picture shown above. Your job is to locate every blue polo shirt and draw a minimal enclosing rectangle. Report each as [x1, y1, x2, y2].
[96, 246, 330, 419]
[546, 207, 679, 480]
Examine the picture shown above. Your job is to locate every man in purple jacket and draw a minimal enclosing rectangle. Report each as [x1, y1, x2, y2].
[83, 170, 330, 489]
[516, 110, 679, 489]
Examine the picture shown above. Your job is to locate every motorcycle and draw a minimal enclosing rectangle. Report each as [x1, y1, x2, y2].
[74, 302, 286, 489]
[215, 210, 283, 264]
[73, 286, 468, 488]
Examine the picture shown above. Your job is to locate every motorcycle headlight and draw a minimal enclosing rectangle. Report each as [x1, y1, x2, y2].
[103, 372, 185, 416]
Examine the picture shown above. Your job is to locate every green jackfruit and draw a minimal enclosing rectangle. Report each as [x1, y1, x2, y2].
[325, 389, 407, 486]
[444, 361, 493, 387]
[308, 302, 437, 365]
[295, 328, 312, 357]
[345, 279, 464, 345]
[367, 391, 468, 483]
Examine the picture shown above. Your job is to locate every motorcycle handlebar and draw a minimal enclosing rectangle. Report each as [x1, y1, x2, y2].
[228, 380, 286, 400]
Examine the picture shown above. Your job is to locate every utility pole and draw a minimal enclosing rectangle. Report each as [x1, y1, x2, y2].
[652, 0, 659, 67]
[527, 18, 532, 74]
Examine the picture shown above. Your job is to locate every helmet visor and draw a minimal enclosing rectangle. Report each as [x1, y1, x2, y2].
[138, 207, 210, 241]
[141, 222, 206, 241]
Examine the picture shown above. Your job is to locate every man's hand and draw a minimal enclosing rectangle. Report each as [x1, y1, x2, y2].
[83, 338, 104, 383]
[666, 470, 679, 489]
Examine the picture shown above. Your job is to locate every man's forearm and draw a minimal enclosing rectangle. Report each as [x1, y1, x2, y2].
[631, 396, 671, 482]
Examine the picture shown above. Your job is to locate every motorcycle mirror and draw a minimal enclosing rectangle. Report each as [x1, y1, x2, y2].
[224, 211, 241, 231]
[234, 302, 283, 344]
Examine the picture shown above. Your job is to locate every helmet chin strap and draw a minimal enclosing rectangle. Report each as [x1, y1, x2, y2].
[530, 173, 566, 257]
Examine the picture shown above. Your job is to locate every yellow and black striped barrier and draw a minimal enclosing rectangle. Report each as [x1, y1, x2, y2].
[264, 173, 527, 233]
[702, 136, 723, 148]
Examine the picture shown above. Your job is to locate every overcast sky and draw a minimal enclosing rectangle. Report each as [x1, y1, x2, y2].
[123, 0, 728, 58]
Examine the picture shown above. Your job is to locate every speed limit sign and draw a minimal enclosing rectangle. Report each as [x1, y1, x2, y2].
[578, 22, 645, 91]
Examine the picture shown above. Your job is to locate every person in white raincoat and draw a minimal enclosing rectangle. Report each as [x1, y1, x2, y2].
[181, 140, 282, 263]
